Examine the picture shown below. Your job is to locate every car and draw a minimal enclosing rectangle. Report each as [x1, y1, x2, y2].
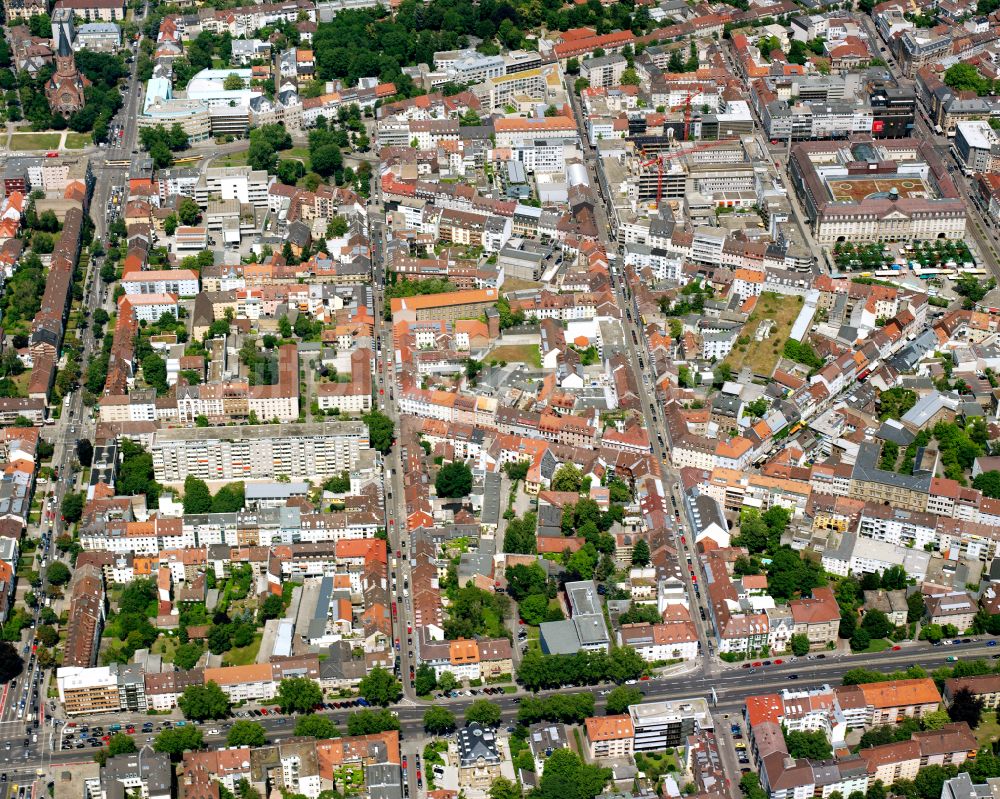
[748, 668, 756, 674]
[751, 662, 762, 667]
[741, 663, 752, 669]
[787, 674, 799, 680]
[989, 640, 998, 647]
[762, 660, 772, 666]
[735, 743, 746, 750]
[816, 653, 826, 659]
[963, 638, 972, 643]
[402, 756, 408, 768]
[892, 645, 901, 651]
[680, 536, 686, 544]
[208, 729, 220, 736]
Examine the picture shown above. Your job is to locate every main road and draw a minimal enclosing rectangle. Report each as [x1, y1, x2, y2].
[6, 639, 993, 776]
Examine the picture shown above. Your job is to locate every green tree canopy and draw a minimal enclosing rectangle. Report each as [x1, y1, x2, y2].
[359, 667, 402, 707]
[294, 714, 341, 739]
[423, 706, 457, 735]
[178, 681, 231, 720]
[276, 677, 323, 714]
[465, 699, 502, 727]
[227, 720, 266, 747]
[435, 461, 473, 498]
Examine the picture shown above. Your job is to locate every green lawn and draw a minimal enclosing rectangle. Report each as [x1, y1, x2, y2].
[975, 711, 1000, 748]
[224, 633, 262, 666]
[859, 638, 891, 654]
[10, 132, 62, 150]
[284, 146, 311, 170]
[489, 344, 542, 368]
[64, 133, 92, 149]
[216, 150, 249, 167]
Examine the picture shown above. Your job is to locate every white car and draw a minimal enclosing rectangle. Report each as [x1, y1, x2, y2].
[207, 729, 220, 736]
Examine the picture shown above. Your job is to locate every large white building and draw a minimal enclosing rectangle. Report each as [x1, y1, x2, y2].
[954, 120, 1000, 174]
[150, 421, 371, 483]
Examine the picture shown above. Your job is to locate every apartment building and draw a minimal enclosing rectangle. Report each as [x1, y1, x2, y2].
[630, 697, 713, 752]
[194, 166, 273, 209]
[835, 679, 941, 727]
[924, 592, 977, 631]
[57, 665, 123, 715]
[62, 564, 105, 668]
[618, 621, 700, 661]
[584, 714, 635, 760]
[581, 54, 627, 89]
[54, 0, 126, 22]
[120, 269, 200, 297]
[150, 421, 370, 483]
[390, 288, 499, 323]
[944, 674, 1000, 709]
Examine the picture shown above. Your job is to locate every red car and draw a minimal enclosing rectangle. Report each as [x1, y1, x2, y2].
[751, 661, 761, 667]
[260, 708, 269, 716]
[892, 645, 901, 651]
[402, 756, 408, 768]
[680, 536, 686, 544]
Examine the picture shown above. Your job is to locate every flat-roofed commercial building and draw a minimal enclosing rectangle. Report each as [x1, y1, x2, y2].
[629, 697, 713, 751]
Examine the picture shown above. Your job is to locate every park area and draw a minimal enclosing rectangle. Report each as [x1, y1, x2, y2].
[833, 240, 974, 271]
[9, 132, 62, 150]
[725, 292, 803, 378]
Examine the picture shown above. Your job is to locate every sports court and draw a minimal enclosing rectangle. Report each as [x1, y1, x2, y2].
[826, 176, 932, 203]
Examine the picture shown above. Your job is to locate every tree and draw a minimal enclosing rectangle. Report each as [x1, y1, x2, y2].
[944, 63, 991, 94]
[183, 475, 213, 514]
[503, 513, 537, 555]
[490, 777, 522, 799]
[519, 593, 550, 626]
[551, 463, 583, 492]
[276, 676, 323, 713]
[294, 714, 340, 739]
[861, 609, 893, 639]
[907, 592, 925, 623]
[177, 198, 200, 226]
[359, 667, 402, 707]
[257, 594, 284, 624]
[164, 214, 178, 236]
[178, 681, 231, 720]
[346, 709, 400, 736]
[533, 748, 610, 799]
[973, 470, 1000, 499]
[631, 539, 650, 567]
[223, 72, 245, 90]
[76, 439, 94, 467]
[211, 482, 245, 513]
[61, 491, 84, 523]
[46, 561, 70, 585]
[785, 730, 832, 760]
[174, 641, 204, 670]
[414, 663, 437, 696]
[107, 733, 137, 757]
[437, 672, 458, 693]
[605, 686, 643, 715]
[423, 706, 457, 735]
[227, 721, 266, 747]
[505, 563, 547, 601]
[947, 687, 984, 729]
[364, 410, 394, 454]
[920, 623, 944, 644]
[435, 461, 473, 498]
[790, 633, 811, 657]
[850, 629, 871, 652]
[153, 726, 205, 759]
[36, 625, 58, 647]
[465, 699, 502, 727]
[620, 67, 640, 85]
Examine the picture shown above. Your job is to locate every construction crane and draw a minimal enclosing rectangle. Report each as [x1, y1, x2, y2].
[669, 91, 695, 142]
[639, 137, 740, 207]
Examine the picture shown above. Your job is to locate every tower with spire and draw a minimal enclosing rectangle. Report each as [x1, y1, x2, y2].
[46, 27, 90, 117]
